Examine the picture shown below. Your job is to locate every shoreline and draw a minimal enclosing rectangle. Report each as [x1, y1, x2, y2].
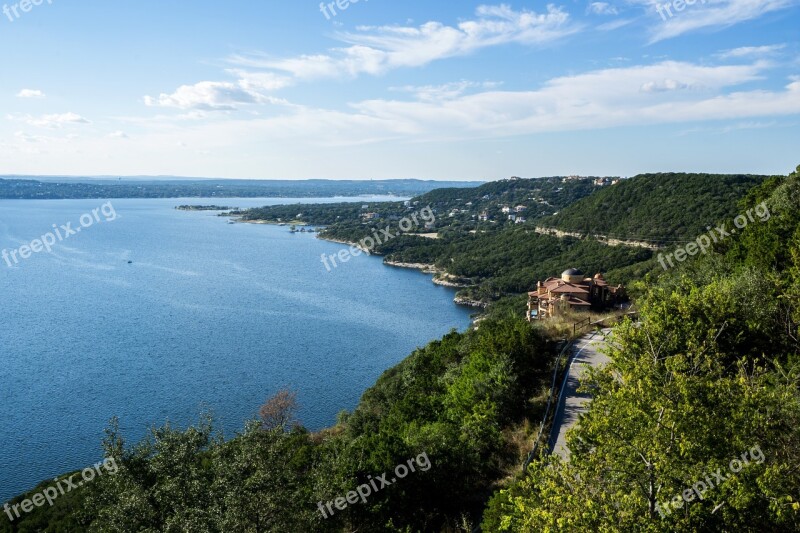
[233, 216, 487, 310]
[313, 233, 485, 309]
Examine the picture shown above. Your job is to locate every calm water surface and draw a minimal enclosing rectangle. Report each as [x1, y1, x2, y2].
[0, 197, 472, 501]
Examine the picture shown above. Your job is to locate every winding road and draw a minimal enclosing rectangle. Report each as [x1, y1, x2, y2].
[548, 328, 611, 460]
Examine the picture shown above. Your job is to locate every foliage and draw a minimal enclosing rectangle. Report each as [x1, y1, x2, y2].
[483, 165, 800, 532]
[542, 173, 770, 244]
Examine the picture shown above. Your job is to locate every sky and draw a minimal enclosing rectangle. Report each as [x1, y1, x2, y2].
[1, 0, 798, 180]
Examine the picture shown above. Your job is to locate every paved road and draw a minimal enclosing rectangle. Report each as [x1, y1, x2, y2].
[549, 328, 611, 460]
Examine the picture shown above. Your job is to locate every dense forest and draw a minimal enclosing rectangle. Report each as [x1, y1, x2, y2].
[541, 173, 771, 244]
[242, 172, 772, 305]
[2, 317, 559, 532]
[485, 166, 800, 532]
[6, 167, 799, 532]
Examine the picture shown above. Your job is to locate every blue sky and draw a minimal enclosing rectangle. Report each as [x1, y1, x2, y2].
[1, 1, 799, 180]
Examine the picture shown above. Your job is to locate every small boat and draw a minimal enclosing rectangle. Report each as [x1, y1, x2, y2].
[127, 260, 133, 264]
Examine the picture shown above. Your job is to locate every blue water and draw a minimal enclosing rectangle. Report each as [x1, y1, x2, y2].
[0, 198, 473, 502]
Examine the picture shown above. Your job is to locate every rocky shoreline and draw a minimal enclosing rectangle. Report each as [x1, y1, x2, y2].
[237, 225, 486, 311]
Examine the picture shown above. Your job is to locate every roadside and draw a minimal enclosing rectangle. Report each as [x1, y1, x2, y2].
[549, 328, 611, 460]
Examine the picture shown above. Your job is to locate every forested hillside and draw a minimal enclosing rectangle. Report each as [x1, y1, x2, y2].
[540, 173, 770, 244]
[484, 166, 800, 532]
[7, 168, 797, 532]
[2, 318, 558, 532]
[238, 173, 770, 306]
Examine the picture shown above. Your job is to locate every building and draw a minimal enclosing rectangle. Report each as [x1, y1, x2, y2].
[527, 268, 626, 321]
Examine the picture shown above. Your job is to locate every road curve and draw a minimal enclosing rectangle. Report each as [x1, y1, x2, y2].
[549, 328, 611, 460]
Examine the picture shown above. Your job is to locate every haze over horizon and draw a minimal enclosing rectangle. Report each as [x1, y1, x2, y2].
[2, 1, 799, 180]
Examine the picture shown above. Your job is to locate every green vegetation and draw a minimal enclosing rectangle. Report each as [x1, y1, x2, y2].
[3, 317, 559, 532]
[483, 166, 800, 532]
[541, 173, 771, 244]
[9, 167, 797, 532]
[241, 173, 768, 307]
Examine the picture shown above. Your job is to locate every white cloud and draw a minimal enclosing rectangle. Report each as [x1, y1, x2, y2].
[108, 131, 129, 139]
[127, 60, 800, 151]
[229, 4, 580, 81]
[14, 131, 42, 143]
[342, 60, 791, 140]
[588, 2, 620, 15]
[716, 44, 786, 59]
[12, 112, 91, 129]
[144, 73, 293, 110]
[145, 81, 257, 110]
[391, 81, 503, 101]
[640, 79, 690, 92]
[645, 0, 799, 42]
[16, 89, 46, 99]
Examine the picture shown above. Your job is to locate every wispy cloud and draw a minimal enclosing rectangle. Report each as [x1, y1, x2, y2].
[116, 60, 800, 152]
[228, 4, 581, 81]
[144, 73, 292, 111]
[645, 0, 799, 42]
[16, 89, 46, 99]
[10, 112, 91, 129]
[716, 44, 786, 59]
[390, 81, 503, 102]
[588, 2, 620, 15]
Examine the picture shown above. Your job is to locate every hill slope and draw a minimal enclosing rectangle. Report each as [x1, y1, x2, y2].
[540, 173, 770, 245]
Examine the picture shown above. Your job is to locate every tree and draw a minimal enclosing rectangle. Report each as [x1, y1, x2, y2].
[260, 389, 299, 431]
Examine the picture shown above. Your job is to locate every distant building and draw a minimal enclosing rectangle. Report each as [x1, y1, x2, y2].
[478, 211, 489, 222]
[527, 268, 626, 321]
[515, 217, 527, 224]
[515, 205, 527, 213]
[594, 178, 610, 186]
[501, 206, 512, 214]
[611, 178, 622, 185]
[362, 212, 379, 221]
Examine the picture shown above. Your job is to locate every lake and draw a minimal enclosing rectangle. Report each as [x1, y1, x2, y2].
[0, 198, 473, 502]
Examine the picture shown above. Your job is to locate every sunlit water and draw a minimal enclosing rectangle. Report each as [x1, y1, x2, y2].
[0, 197, 472, 501]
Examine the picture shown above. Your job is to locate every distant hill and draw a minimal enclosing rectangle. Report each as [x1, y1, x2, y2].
[0, 178, 482, 200]
[539, 173, 771, 245]
[413, 176, 604, 220]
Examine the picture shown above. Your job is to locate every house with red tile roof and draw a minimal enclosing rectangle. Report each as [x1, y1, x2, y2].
[527, 268, 626, 321]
